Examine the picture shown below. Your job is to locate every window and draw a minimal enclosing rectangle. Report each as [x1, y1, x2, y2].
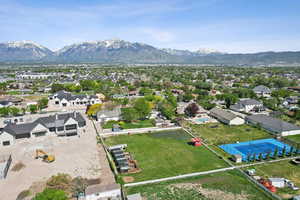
[57, 127, 64, 131]
[3, 141, 10, 146]
[66, 124, 77, 130]
[33, 132, 46, 137]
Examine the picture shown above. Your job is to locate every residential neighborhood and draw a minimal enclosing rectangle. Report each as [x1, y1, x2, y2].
[0, 64, 299, 200]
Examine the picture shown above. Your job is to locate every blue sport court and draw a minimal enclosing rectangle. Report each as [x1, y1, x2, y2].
[219, 138, 294, 161]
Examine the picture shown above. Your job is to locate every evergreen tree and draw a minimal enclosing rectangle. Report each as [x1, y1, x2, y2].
[282, 146, 287, 157]
[273, 147, 278, 159]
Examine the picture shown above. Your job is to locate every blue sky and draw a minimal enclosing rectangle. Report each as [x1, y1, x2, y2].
[1, 0, 300, 53]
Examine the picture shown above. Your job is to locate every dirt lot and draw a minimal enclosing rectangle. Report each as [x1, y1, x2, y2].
[0, 114, 115, 200]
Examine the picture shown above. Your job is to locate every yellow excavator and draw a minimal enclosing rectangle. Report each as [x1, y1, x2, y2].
[35, 149, 55, 163]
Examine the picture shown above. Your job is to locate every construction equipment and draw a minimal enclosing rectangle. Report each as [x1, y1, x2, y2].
[35, 149, 55, 163]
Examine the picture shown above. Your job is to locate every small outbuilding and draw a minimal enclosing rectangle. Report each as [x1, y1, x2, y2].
[85, 183, 121, 200]
[268, 178, 285, 188]
[232, 154, 242, 163]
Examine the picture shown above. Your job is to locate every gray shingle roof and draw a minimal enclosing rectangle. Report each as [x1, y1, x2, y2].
[3, 112, 85, 135]
[253, 85, 271, 93]
[210, 107, 237, 121]
[238, 99, 262, 106]
[246, 114, 300, 132]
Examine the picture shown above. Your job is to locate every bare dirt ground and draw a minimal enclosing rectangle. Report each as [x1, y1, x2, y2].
[0, 115, 115, 200]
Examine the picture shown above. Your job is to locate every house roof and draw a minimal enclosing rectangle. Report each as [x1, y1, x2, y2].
[253, 85, 271, 93]
[3, 122, 38, 135]
[210, 107, 238, 121]
[36, 112, 85, 128]
[238, 99, 262, 106]
[54, 90, 95, 101]
[85, 183, 120, 195]
[3, 112, 85, 135]
[246, 114, 300, 132]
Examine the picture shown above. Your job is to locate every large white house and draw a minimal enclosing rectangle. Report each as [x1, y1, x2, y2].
[49, 90, 101, 107]
[253, 85, 271, 97]
[0, 112, 86, 147]
[230, 99, 264, 113]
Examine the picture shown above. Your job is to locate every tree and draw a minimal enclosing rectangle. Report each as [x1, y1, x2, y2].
[184, 103, 199, 117]
[273, 147, 278, 159]
[224, 94, 238, 108]
[289, 146, 294, 156]
[282, 146, 287, 157]
[28, 104, 38, 114]
[133, 98, 152, 119]
[71, 177, 88, 197]
[47, 173, 72, 192]
[158, 102, 176, 120]
[0, 107, 9, 117]
[33, 188, 67, 200]
[38, 98, 49, 110]
[182, 92, 194, 102]
[266, 152, 271, 160]
[9, 107, 20, 116]
[121, 107, 139, 122]
[80, 80, 98, 91]
[51, 83, 65, 93]
[258, 153, 263, 161]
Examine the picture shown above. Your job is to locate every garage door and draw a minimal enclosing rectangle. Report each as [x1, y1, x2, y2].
[15, 133, 30, 139]
[2, 141, 10, 146]
[66, 132, 77, 136]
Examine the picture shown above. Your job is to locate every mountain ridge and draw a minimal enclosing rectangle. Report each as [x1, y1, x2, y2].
[0, 39, 300, 65]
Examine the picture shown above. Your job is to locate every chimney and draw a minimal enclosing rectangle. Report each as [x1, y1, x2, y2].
[74, 111, 77, 118]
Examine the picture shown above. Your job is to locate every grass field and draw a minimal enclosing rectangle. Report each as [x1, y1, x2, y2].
[126, 170, 273, 200]
[188, 123, 271, 145]
[285, 134, 300, 143]
[103, 119, 155, 129]
[105, 129, 229, 182]
[244, 160, 300, 199]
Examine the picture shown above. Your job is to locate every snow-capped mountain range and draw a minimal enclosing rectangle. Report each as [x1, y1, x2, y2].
[0, 39, 299, 65]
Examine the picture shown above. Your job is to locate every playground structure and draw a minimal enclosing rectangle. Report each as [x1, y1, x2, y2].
[259, 179, 277, 193]
[191, 137, 202, 146]
[35, 149, 55, 163]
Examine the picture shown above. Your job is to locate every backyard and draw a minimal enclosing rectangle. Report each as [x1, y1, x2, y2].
[102, 119, 155, 129]
[244, 160, 300, 199]
[104, 129, 229, 182]
[126, 170, 273, 200]
[187, 123, 271, 145]
[285, 134, 300, 143]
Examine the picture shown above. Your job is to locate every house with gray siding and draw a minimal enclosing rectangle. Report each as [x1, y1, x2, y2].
[246, 114, 300, 136]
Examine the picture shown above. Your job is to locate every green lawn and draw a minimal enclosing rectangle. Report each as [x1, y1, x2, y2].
[105, 130, 228, 182]
[126, 170, 273, 200]
[103, 119, 155, 129]
[244, 160, 300, 199]
[188, 123, 271, 145]
[285, 134, 300, 143]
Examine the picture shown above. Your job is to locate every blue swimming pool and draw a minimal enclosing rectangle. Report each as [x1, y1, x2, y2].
[219, 138, 296, 161]
[195, 117, 210, 123]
